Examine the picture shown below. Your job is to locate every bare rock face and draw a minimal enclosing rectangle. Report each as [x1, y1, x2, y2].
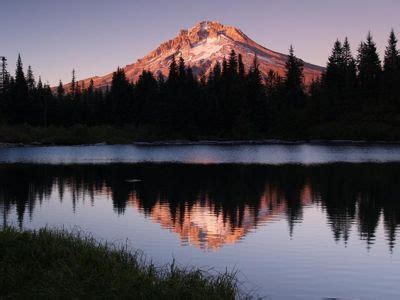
[68, 21, 324, 90]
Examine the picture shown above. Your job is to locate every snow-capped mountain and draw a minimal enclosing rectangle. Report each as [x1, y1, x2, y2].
[71, 21, 324, 90]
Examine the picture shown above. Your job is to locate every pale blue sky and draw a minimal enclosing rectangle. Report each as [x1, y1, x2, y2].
[2, 0, 400, 85]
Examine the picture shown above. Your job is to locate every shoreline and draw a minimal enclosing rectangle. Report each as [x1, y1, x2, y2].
[2, 124, 400, 147]
[3, 139, 400, 148]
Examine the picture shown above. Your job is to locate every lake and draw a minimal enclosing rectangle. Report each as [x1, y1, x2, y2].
[1, 144, 400, 299]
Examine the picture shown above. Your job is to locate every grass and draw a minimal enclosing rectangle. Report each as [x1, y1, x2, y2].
[0, 227, 240, 299]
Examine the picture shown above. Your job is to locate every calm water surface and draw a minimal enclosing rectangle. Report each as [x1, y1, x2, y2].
[1, 144, 400, 299]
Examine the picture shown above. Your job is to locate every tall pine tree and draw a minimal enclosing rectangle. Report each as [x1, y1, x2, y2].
[12, 54, 29, 123]
[167, 55, 178, 87]
[57, 80, 65, 99]
[357, 32, 382, 95]
[227, 50, 238, 77]
[26, 65, 35, 91]
[383, 30, 400, 102]
[325, 40, 344, 90]
[238, 54, 245, 79]
[284, 46, 305, 107]
[342, 37, 357, 91]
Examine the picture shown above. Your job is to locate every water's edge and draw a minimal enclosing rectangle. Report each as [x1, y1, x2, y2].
[2, 143, 400, 165]
[4, 139, 400, 148]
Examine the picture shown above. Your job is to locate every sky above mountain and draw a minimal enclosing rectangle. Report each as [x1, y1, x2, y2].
[2, 0, 400, 85]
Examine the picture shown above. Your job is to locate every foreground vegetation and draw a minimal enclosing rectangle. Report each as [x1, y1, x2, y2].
[0, 227, 239, 299]
[1, 30, 400, 142]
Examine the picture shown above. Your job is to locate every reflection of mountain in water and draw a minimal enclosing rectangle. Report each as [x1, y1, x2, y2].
[128, 189, 307, 250]
[0, 164, 399, 251]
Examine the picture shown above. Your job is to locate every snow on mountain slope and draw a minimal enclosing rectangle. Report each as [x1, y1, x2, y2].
[67, 21, 324, 90]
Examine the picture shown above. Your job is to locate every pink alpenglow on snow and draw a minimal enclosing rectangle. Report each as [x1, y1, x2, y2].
[64, 21, 324, 91]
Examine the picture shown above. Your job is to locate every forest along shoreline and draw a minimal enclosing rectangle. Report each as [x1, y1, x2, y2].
[3, 124, 400, 147]
[4, 138, 400, 148]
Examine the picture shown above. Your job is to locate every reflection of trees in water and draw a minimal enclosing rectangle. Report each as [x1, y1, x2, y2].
[0, 166, 54, 227]
[0, 164, 399, 250]
[309, 164, 400, 252]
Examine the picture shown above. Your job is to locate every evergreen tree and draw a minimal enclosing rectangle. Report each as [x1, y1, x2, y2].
[284, 46, 305, 107]
[265, 69, 281, 96]
[248, 55, 263, 90]
[178, 56, 186, 82]
[70, 69, 76, 97]
[35, 77, 44, 125]
[0, 65, 10, 98]
[357, 32, 382, 95]
[57, 80, 65, 99]
[110, 68, 130, 95]
[15, 54, 27, 90]
[0, 59, 8, 123]
[342, 37, 357, 91]
[25, 65, 38, 124]
[228, 50, 238, 77]
[384, 30, 399, 73]
[323, 39, 357, 117]
[222, 57, 228, 77]
[75, 81, 81, 98]
[83, 79, 95, 125]
[41, 82, 52, 126]
[87, 79, 94, 96]
[11, 54, 29, 123]
[37, 76, 43, 90]
[218, 50, 241, 134]
[383, 30, 400, 101]
[164, 56, 181, 129]
[212, 62, 222, 82]
[325, 40, 344, 90]
[245, 55, 266, 131]
[26, 65, 35, 91]
[167, 55, 178, 87]
[135, 70, 158, 124]
[238, 54, 245, 79]
[207, 62, 222, 128]
[108, 67, 133, 124]
[81, 80, 86, 93]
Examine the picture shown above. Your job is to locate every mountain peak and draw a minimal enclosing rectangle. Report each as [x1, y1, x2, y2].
[183, 21, 248, 43]
[67, 21, 324, 90]
[189, 20, 224, 33]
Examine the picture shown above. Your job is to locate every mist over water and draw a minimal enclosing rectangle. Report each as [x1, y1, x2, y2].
[2, 143, 400, 164]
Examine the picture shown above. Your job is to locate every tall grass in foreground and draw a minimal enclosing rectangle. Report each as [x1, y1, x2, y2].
[0, 227, 241, 299]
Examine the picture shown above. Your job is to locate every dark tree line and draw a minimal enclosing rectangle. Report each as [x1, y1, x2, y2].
[1, 30, 400, 140]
